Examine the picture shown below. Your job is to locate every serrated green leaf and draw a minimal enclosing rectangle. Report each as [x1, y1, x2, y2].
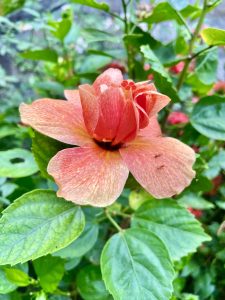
[178, 192, 214, 210]
[132, 199, 211, 260]
[204, 149, 225, 179]
[0, 148, 38, 178]
[101, 228, 174, 300]
[191, 95, 225, 140]
[70, 0, 109, 11]
[187, 48, 218, 85]
[53, 221, 99, 258]
[32, 131, 65, 180]
[33, 255, 64, 293]
[21, 49, 58, 63]
[141, 45, 180, 102]
[76, 265, 111, 300]
[5, 268, 31, 287]
[0, 190, 85, 265]
[201, 27, 225, 46]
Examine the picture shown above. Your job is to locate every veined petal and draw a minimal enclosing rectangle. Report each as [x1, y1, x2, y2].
[139, 116, 162, 138]
[120, 137, 195, 198]
[93, 68, 123, 93]
[93, 87, 125, 141]
[112, 101, 139, 145]
[47, 146, 129, 207]
[135, 91, 170, 128]
[79, 84, 99, 135]
[19, 99, 91, 146]
[64, 89, 81, 104]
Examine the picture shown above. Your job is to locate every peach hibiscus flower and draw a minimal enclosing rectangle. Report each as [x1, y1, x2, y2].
[20, 68, 195, 207]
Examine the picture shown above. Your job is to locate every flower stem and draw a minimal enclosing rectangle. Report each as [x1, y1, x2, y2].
[176, 0, 208, 91]
[105, 209, 123, 232]
[121, 0, 135, 78]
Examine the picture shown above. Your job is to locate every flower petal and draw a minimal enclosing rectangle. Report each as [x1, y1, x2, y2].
[135, 91, 170, 128]
[64, 89, 81, 104]
[47, 146, 129, 207]
[112, 101, 139, 145]
[120, 137, 195, 198]
[93, 68, 123, 93]
[93, 87, 125, 141]
[20, 99, 90, 146]
[79, 84, 99, 135]
[139, 116, 162, 138]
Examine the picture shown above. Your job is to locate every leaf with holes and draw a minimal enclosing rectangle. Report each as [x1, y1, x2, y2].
[101, 228, 174, 300]
[132, 199, 211, 260]
[0, 148, 38, 178]
[0, 190, 85, 265]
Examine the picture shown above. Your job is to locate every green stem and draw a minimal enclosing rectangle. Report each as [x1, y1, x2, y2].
[121, 0, 135, 78]
[176, 0, 208, 90]
[105, 210, 122, 232]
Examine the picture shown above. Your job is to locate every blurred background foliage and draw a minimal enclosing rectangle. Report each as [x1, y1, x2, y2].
[0, 0, 225, 299]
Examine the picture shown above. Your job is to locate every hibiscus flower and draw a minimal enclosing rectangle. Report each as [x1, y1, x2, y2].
[20, 68, 195, 207]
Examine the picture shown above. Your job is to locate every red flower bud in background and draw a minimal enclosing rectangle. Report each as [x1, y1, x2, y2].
[192, 96, 199, 103]
[188, 208, 203, 218]
[167, 112, 189, 125]
[191, 145, 200, 153]
[103, 61, 126, 74]
[170, 62, 185, 74]
[213, 81, 225, 94]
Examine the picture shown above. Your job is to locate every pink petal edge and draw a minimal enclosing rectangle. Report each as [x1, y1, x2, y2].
[120, 136, 196, 198]
[47, 145, 129, 207]
[19, 99, 91, 146]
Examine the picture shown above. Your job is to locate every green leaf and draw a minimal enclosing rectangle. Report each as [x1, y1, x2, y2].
[70, 0, 109, 11]
[101, 228, 174, 300]
[5, 268, 31, 287]
[53, 221, 99, 259]
[0, 190, 85, 265]
[141, 45, 180, 102]
[33, 255, 64, 293]
[21, 49, 58, 63]
[191, 95, 225, 140]
[0, 0, 25, 16]
[187, 48, 218, 85]
[178, 192, 214, 210]
[0, 268, 16, 294]
[129, 190, 153, 211]
[132, 199, 211, 260]
[82, 28, 119, 44]
[201, 27, 225, 46]
[0, 125, 17, 139]
[0, 148, 38, 178]
[144, 2, 188, 27]
[50, 19, 72, 41]
[76, 265, 111, 300]
[32, 131, 65, 180]
[204, 149, 225, 179]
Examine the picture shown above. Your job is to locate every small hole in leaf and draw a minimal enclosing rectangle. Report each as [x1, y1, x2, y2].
[10, 158, 25, 164]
